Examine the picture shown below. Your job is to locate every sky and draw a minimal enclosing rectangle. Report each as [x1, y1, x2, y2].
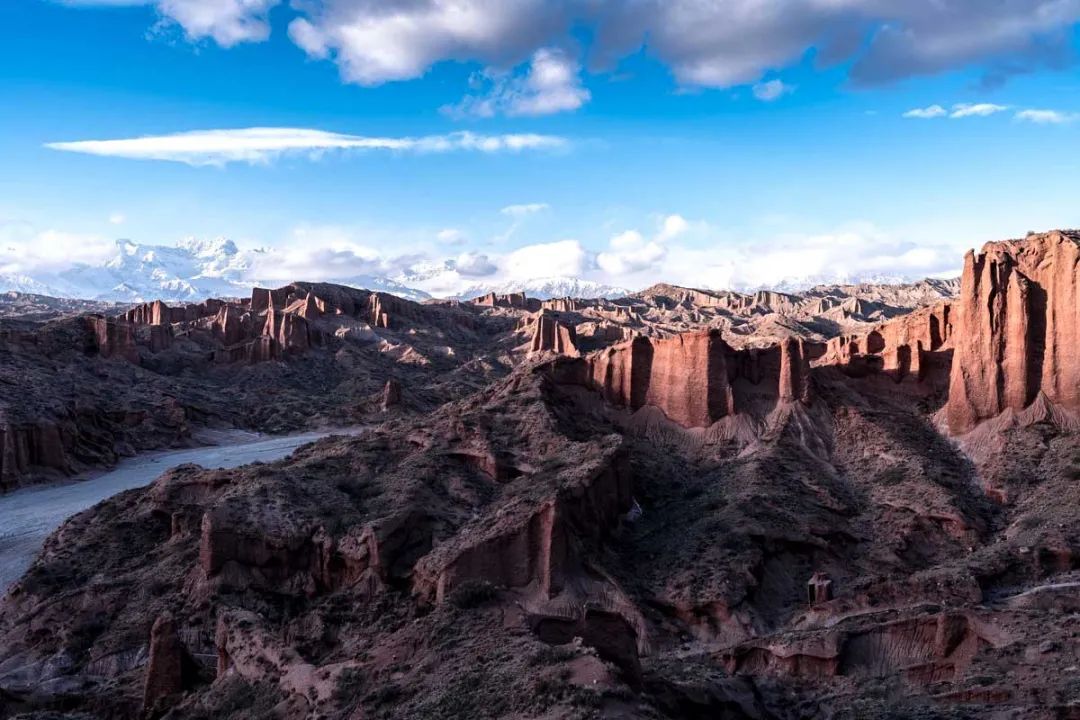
[3, 0, 1080, 296]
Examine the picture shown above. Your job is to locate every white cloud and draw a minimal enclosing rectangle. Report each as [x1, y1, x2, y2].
[64, 0, 280, 46]
[248, 225, 386, 281]
[904, 102, 1011, 119]
[656, 214, 689, 243]
[949, 102, 1009, 118]
[597, 230, 664, 275]
[595, 1, 1080, 89]
[155, 0, 279, 46]
[108, 212, 127, 225]
[0, 224, 116, 275]
[656, 224, 965, 292]
[287, 0, 565, 86]
[65, 1, 1080, 94]
[444, 47, 590, 118]
[46, 127, 569, 167]
[751, 79, 793, 102]
[1015, 108, 1079, 124]
[596, 214, 689, 277]
[903, 104, 947, 119]
[502, 239, 587, 279]
[452, 251, 497, 277]
[1, 215, 978, 301]
[500, 202, 549, 217]
[436, 228, 466, 245]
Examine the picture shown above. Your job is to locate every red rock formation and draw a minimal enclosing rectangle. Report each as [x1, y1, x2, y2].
[0, 422, 70, 489]
[473, 292, 541, 311]
[85, 315, 137, 361]
[413, 448, 631, 605]
[142, 613, 185, 714]
[211, 305, 248, 346]
[946, 231, 1080, 433]
[553, 329, 822, 427]
[367, 293, 393, 328]
[528, 311, 579, 356]
[779, 337, 812, 403]
[125, 300, 169, 326]
[147, 324, 173, 353]
[541, 298, 580, 313]
[821, 302, 953, 383]
[260, 309, 310, 360]
[125, 299, 219, 326]
[298, 293, 320, 321]
[250, 287, 290, 313]
[381, 379, 401, 410]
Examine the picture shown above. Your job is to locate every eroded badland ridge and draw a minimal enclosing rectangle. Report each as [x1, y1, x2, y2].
[0, 231, 1077, 719]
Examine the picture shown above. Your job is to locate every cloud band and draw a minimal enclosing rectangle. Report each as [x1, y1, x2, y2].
[46, 127, 569, 166]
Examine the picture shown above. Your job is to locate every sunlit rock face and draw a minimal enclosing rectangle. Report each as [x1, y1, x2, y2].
[946, 231, 1080, 433]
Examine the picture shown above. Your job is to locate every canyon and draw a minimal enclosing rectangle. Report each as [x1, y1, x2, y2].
[0, 231, 1076, 719]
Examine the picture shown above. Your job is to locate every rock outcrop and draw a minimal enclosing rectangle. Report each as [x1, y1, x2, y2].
[819, 302, 953, 384]
[125, 299, 221, 326]
[85, 315, 137, 361]
[0, 421, 70, 489]
[558, 329, 818, 428]
[381, 379, 402, 411]
[413, 445, 631, 605]
[946, 231, 1080, 433]
[528, 311, 579, 356]
[472, 291, 541, 311]
[142, 613, 186, 714]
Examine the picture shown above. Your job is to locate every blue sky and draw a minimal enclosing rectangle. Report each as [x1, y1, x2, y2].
[3, 0, 1080, 295]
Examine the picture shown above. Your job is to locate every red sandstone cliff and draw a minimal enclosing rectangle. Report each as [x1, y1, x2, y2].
[528, 311, 579, 356]
[945, 231, 1080, 433]
[559, 329, 819, 428]
[819, 302, 953, 384]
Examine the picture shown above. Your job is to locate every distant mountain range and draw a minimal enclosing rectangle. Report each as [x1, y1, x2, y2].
[0, 238, 432, 303]
[0, 237, 955, 304]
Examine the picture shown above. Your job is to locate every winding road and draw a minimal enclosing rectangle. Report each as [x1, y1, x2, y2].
[0, 429, 356, 591]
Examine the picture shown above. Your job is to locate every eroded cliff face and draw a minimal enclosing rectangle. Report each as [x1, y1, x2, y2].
[559, 329, 819, 428]
[946, 231, 1080, 434]
[527, 311, 580, 357]
[819, 302, 954, 386]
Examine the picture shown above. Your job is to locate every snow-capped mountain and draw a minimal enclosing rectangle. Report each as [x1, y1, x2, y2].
[0, 238, 433, 303]
[0, 237, 951, 306]
[51, 238, 260, 301]
[762, 272, 934, 295]
[0, 273, 58, 296]
[452, 276, 632, 301]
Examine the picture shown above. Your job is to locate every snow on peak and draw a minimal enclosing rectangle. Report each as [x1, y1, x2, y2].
[176, 236, 239, 258]
[454, 276, 631, 301]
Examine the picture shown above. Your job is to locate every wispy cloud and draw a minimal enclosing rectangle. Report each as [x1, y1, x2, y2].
[442, 48, 591, 118]
[1015, 108, 1079, 125]
[500, 203, 550, 217]
[903, 104, 947, 119]
[903, 102, 1010, 119]
[949, 102, 1009, 118]
[752, 79, 794, 102]
[46, 127, 569, 167]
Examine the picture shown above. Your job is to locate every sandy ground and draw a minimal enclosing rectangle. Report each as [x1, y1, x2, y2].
[0, 429, 358, 592]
